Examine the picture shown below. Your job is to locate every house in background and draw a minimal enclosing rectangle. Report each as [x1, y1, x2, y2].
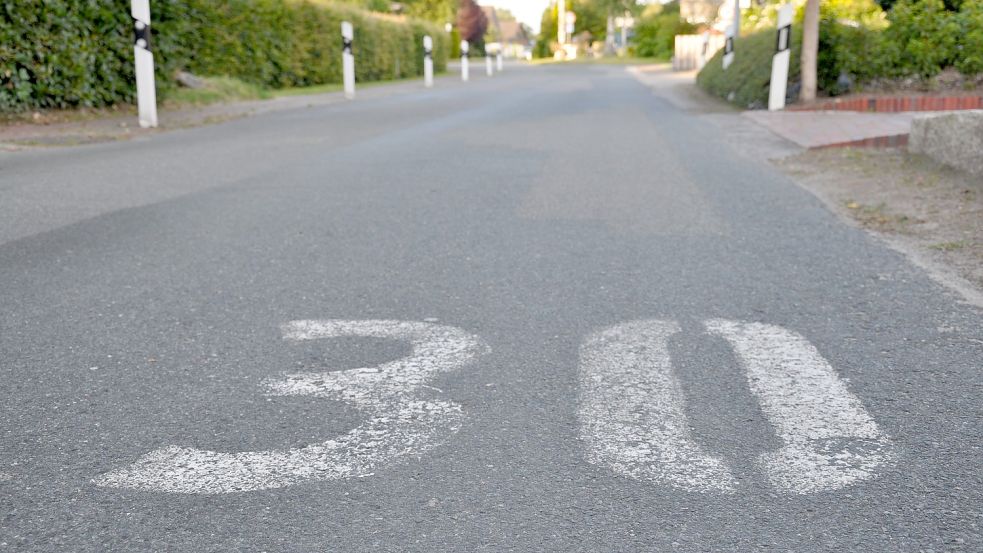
[482, 6, 533, 59]
[680, 0, 725, 25]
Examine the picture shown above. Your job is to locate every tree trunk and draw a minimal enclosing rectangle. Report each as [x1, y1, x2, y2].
[800, 0, 819, 102]
[605, 15, 616, 55]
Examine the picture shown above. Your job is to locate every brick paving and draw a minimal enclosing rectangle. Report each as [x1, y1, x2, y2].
[788, 94, 983, 113]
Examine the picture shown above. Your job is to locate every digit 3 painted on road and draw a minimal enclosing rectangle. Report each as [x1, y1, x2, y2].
[94, 320, 489, 494]
[579, 319, 894, 495]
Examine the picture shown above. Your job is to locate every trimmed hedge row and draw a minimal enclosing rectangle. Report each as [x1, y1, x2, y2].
[697, 0, 983, 108]
[829, 0, 983, 80]
[0, 0, 449, 111]
[696, 27, 803, 110]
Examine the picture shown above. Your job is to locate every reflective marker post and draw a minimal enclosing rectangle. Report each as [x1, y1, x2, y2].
[461, 41, 470, 82]
[698, 31, 710, 70]
[342, 21, 355, 99]
[722, 0, 739, 70]
[131, 0, 158, 128]
[485, 53, 493, 76]
[768, 4, 794, 111]
[423, 35, 434, 88]
[496, 52, 503, 72]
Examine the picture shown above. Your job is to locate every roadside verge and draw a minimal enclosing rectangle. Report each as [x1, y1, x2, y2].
[0, 74, 454, 150]
[629, 64, 983, 308]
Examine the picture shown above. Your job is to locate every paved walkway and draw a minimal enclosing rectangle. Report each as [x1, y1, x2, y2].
[628, 65, 919, 150]
[742, 110, 917, 148]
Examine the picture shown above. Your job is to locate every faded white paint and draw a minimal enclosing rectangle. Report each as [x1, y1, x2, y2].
[706, 319, 894, 494]
[579, 320, 737, 493]
[94, 320, 488, 494]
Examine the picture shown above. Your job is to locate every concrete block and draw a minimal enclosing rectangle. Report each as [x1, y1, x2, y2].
[909, 110, 983, 176]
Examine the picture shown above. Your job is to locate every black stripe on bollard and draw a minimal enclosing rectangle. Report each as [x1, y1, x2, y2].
[775, 24, 791, 53]
[133, 18, 152, 51]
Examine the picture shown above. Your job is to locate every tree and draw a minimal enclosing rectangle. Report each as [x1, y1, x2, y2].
[533, 0, 621, 57]
[592, 0, 640, 54]
[457, 0, 488, 47]
[800, 0, 820, 101]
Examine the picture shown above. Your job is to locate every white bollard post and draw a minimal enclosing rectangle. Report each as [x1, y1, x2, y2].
[698, 31, 710, 70]
[497, 52, 503, 72]
[423, 35, 434, 88]
[768, 4, 795, 111]
[131, 0, 158, 128]
[722, 0, 740, 70]
[461, 41, 470, 82]
[342, 21, 355, 99]
[486, 54, 493, 76]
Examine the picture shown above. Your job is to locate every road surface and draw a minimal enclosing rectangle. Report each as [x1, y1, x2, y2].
[1, 65, 981, 551]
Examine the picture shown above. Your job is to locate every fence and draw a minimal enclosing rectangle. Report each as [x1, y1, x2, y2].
[673, 34, 726, 71]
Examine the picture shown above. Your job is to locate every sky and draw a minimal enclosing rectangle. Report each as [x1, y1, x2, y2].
[485, 0, 551, 34]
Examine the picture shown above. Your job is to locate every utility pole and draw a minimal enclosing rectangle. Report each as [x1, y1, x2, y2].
[558, 0, 567, 45]
[800, 0, 819, 102]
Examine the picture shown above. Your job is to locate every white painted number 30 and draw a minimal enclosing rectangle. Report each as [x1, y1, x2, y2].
[95, 318, 892, 495]
[95, 320, 489, 494]
[580, 319, 894, 495]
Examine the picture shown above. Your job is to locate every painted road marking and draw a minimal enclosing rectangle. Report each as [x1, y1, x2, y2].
[581, 319, 892, 494]
[706, 319, 894, 494]
[94, 320, 488, 494]
[579, 320, 738, 493]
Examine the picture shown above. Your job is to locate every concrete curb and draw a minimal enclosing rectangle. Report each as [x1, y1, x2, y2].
[909, 110, 983, 177]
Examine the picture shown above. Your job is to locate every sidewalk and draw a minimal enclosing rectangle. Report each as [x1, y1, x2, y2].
[628, 64, 917, 151]
[742, 110, 915, 149]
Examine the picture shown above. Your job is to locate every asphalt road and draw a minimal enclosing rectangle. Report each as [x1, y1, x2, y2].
[1, 64, 981, 552]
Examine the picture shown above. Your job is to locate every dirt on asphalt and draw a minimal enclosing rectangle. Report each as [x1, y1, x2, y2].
[777, 148, 983, 301]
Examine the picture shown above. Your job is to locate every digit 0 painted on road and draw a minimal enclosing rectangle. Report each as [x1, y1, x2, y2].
[580, 319, 894, 495]
[94, 320, 489, 494]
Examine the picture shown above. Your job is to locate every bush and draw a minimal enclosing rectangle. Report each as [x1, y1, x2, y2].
[818, 19, 886, 93]
[633, 3, 697, 60]
[697, 0, 983, 108]
[0, 0, 449, 112]
[696, 26, 802, 109]
[956, 0, 983, 75]
[880, 0, 961, 78]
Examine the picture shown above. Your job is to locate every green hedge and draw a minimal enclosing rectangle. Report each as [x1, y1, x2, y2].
[0, 0, 449, 112]
[696, 27, 803, 110]
[697, 0, 983, 108]
[633, 3, 698, 60]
